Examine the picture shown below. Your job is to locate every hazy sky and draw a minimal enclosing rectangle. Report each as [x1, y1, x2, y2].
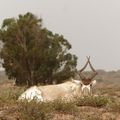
[0, 0, 120, 71]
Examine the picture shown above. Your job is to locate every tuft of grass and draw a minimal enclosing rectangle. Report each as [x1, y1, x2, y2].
[0, 86, 25, 107]
[51, 99, 78, 115]
[107, 101, 120, 113]
[18, 101, 54, 120]
[17, 99, 79, 120]
[75, 96, 112, 107]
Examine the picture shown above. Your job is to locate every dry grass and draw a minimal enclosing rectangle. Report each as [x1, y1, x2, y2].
[0, 78, 120, 120]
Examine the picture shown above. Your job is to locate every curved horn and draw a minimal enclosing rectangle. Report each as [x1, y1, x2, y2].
[78, 57, 90, 80]
[88, 57, 97, 80]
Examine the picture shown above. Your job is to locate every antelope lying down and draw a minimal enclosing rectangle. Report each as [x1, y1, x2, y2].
[18, 79, 96, 102]
[18, 57, 97, 102]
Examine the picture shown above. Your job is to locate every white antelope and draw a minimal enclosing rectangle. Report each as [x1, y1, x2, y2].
[18, 57, 97, 102]
[18, 79, 96, 102]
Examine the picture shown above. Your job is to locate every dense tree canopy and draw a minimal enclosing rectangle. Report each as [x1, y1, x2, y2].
[0, 12, 77, 86]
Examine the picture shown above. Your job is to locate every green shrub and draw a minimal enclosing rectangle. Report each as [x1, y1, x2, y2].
[18, 101, 53, 120]
[17, 99, 79, 120]
[75, 96, 111, 107]
[52, 99, 78, 114]
[0, 87, 24, 107]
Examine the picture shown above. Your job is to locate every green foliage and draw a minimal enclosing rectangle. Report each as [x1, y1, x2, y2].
[18, 101, 53, 120]
[75, 96, 111, 107]
[18, 99, 78, 120]
[0, 86, 24, 107]
[0, 12, 77, 86]
[16, 97, 114, 120]
[51, 99, 78, 114]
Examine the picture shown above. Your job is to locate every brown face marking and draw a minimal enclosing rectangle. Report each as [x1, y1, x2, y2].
[82, 78, 91, 85]
[82, 78, 92, 85]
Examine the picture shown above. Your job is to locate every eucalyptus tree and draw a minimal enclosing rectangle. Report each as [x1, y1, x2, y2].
[0, 12, 77, 86]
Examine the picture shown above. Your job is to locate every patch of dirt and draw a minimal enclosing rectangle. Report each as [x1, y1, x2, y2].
[52, 106, 120, 120]
[0, 82, 15, 89]
[102, 112, 119, 120]
[53, 113, 74, 120]
[0, 106, 19, 120]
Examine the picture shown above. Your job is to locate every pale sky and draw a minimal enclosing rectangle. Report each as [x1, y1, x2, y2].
[0, 0, 120, 71]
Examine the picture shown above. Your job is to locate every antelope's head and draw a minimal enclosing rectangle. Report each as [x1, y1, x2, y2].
[77, 56, 98, 96]
[72, 79, 96, 96]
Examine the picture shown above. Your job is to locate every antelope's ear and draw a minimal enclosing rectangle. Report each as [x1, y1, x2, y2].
[71, 78, 82, 85]
[90, 80, 96, 86]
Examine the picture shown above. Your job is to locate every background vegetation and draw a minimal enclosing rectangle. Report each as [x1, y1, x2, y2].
[0, 12, 77, 86]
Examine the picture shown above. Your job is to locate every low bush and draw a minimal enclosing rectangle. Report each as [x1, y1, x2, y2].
[52, 99, 78, 114]
[17, 96, 114, 120]
[18, 101, 53, 120]
[0, 87, 24, 107]
[75, 96, 111, 107]
[17, 99, 79, 120]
